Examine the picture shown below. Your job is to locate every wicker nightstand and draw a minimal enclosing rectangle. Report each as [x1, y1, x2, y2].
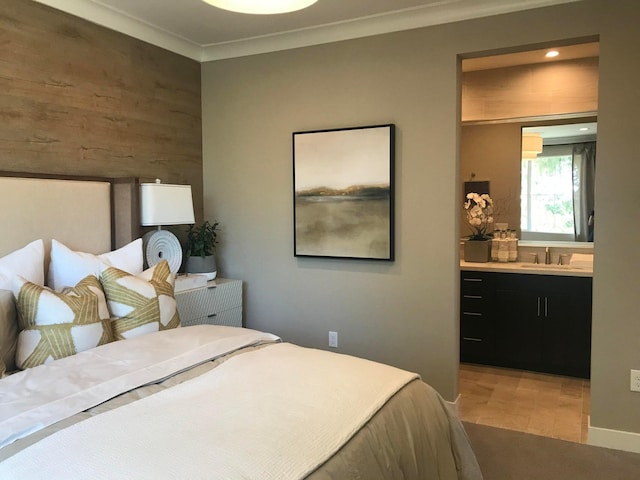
[175, 278, 242, 327]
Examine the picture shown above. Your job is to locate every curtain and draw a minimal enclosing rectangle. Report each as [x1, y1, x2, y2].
[572, 142, 596, 241]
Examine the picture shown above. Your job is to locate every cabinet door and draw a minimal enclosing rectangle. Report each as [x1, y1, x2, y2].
[494, 285, 543, 369]
[542, 277, 592, 378]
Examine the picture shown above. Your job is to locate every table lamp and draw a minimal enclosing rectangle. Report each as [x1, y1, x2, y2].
[140, 179, 195, 274]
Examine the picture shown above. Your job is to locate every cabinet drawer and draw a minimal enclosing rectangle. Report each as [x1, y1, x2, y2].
[461, 295, 487, 314]
[176, 279, 242, 320]
[461, 316, 490, 341]
[460, 337, 491, 363]
[181, 306, 242, 328]
[460, 271, 494, 296]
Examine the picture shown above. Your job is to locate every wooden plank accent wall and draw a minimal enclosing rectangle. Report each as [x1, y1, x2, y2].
[0, 0, 203, 225]
[462, 57, 599, 122]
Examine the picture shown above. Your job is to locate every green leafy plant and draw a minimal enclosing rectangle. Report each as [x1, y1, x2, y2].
[185, 221, 219, 257]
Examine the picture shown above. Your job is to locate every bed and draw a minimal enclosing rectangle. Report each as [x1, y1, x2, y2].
[0, 173, 482, 479]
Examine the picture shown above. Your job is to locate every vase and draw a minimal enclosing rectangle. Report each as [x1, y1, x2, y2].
[185, 255, 217, 280]
[464, 239, 491, 263]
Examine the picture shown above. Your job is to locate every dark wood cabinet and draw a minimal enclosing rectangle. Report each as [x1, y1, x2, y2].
[459, 271, 495, 364]
[461, 270, 592, 378]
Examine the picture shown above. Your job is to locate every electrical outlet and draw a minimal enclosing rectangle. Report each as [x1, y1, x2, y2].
[631, 370, 640, 392]
[328, 331, 338, 348]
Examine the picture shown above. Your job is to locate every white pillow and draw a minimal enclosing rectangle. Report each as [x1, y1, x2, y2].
[0, 239, 45, 290]
[48, 238, 143, 291]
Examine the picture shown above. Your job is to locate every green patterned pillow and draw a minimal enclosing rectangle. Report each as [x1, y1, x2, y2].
[13, 275, 113, 370]
[100, 260, 180, 340]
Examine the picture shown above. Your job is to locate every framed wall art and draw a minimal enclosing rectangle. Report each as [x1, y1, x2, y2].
[293, 124, 395, 260]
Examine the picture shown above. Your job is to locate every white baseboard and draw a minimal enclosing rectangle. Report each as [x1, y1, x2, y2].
[588, 417, 640, 453]
[446, 394, 461, 416]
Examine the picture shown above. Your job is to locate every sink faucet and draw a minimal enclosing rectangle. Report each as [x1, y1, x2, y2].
[545, 247, 551, 265]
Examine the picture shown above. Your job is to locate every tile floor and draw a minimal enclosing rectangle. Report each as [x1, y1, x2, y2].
[458, 363, 590, 443]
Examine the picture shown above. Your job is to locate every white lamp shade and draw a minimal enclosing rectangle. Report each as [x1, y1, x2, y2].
[522, 150, 540, 159]
[140, 183, 195, 226]
[522, 133, 543, 159]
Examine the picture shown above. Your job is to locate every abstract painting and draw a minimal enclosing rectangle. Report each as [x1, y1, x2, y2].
[293, 124, 395, 260]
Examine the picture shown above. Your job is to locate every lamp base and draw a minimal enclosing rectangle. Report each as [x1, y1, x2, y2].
[142, 229, 182, 274]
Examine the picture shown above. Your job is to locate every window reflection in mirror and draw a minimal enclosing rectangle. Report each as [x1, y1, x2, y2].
[521, 123, 596, 242]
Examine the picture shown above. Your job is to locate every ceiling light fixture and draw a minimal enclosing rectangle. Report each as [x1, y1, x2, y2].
[201, 0, 318, 14]
[545, 50, 559, 58]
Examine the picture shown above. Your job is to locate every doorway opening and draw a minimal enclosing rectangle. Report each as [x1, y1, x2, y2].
[458, 39, 599, 444]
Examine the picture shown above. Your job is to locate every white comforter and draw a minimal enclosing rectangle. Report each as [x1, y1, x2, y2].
[0, 326, 418, 479]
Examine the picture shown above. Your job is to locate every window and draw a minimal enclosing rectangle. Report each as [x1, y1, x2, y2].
[521, 145, 574, 235]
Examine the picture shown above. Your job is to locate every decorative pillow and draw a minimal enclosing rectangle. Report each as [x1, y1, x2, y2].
[0, 289, 18, 374]
[0, 239, 45, 290]
[48, 238, 143, 290]
[13, 275, 113, 370]
[100, 260, 180, 340]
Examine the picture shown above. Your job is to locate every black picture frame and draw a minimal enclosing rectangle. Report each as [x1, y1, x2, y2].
[293, 124, 395, 261]
[463, 181, 490, 201]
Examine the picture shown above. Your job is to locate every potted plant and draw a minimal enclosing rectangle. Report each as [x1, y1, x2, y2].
[463, 193, 494, 262]
[184, 220, 220, 280]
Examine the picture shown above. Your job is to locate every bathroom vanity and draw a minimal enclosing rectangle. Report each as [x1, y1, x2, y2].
[460, 262, 592, 378]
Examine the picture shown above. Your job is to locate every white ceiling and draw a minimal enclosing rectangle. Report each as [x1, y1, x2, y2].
[462, 42, 599, 72]
[525, 122, 597, 139]
[34, 0, 582, 62]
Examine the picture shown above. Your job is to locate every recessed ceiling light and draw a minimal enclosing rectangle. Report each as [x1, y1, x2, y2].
[545, 50, 559, 58]
[201, 0, 318, 14]
[579, 127, 589, 131]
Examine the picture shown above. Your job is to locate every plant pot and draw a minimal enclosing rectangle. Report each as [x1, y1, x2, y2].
[464, 239, 491, 263]
[185, 255, 217, 280]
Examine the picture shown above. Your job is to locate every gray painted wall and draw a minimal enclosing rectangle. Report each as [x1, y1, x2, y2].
[202, 0, 640, 434]
[461, 124, 522, 236]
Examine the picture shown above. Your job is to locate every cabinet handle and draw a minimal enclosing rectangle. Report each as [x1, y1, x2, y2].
[207, 285, 217, 290]
[207, 313, 218, 318]
[463, 312, 482, 316]
[537, 297, 541, 317]
[462, 337, 483, 342]
[463, 278, 482, 282]
[545, 297, 548, 317]
[463, 295, 483, 299]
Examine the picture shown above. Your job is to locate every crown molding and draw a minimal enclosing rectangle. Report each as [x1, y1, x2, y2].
[33, 0, 582, 63]
[33, 0, 202, 61]
[200, 0, 582, 61]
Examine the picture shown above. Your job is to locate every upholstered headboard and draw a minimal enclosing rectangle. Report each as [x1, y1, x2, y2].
[0, 172, 139, 258]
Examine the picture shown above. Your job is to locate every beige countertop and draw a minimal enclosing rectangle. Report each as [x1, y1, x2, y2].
[460, 260, 593, 277]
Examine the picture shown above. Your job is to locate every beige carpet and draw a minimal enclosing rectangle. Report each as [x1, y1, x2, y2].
[463, 422, 640, 480]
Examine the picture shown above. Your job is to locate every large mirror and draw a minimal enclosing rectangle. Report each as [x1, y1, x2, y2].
[460, 117, 597, 244]
[460, 40, 598, 245]
[520, 122, 596, 242]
